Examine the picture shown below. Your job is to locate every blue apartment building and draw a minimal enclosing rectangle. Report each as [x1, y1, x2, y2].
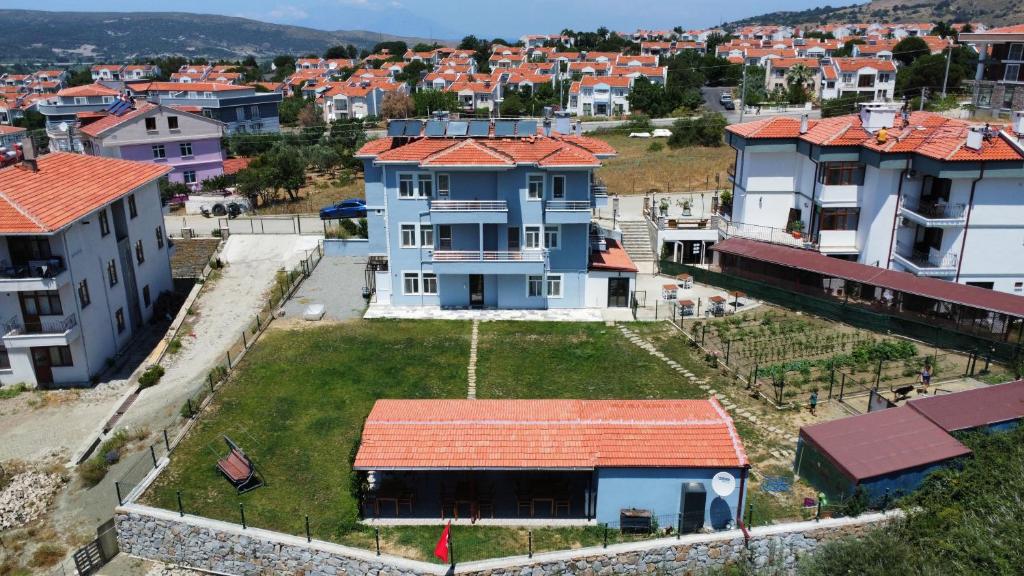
[127, 82, 282, 135]
[357, 118, 636, 310]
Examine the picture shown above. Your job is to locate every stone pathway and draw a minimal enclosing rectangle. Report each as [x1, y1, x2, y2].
[365, 305, 602, 322]
[467, 319, 479, 399]
[616, 324, 796, 463]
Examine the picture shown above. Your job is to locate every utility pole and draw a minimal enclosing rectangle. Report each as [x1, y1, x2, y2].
[941, 44, 953, 98]
[739, 65, 747, 123]
[919, 87, 929, 111]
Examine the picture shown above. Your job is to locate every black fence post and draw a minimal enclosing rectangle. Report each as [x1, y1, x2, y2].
[114, 481, 123, 506]
[187, 398, 194, 418]
[874, 359, 883, 390]
[239, 503, 246, 529]
[725, 339, 732, 365]
[603, 524, 608, 548]
[676, 513, 681, 539]
[702, 323, 707, 346]
[305, 516, 311, 543]
[176, 491, 184, 517]
[242, 329, 248, 349]
[828, 363, 836, 399]
[375, 528, 381, 556]
[528, 530, 533, 558]
[225, 351, 232, 369]
[840, 373, 846, 400]
[163, 429, 170, 452]
[883, 489, 890, 511]
[149, 444, 158, 467]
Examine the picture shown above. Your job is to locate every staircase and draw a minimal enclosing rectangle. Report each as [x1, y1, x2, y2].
[618, 220, 656, 272]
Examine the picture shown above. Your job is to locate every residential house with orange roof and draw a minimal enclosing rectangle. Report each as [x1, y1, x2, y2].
[820, 58, 897, 101]
[0, 153, 173, 387]
[960, 25, 1024, 117]
[722, 103, 1024, 293]
[764, 58, 822, 97]
[321, 79, 409, 121]
[126, 82, 282, 135]
[354, 117, 637, 310]
[353, 398, 749, 526]
[568, 76, 633, 116]
[0, 125, 26, 148]
[37, 83, 121, 152]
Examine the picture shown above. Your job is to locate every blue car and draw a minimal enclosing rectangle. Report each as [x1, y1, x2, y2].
[320, 198, 367, 220]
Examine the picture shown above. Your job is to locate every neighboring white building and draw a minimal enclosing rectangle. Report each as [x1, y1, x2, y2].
[723, 104, 1024, 295]
[568, 76, 632, 116]
[0, 153, 173, 388]
[821, 58, 897, 101]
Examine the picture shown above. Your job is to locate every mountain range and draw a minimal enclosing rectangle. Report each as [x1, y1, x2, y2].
[0, 10, 446, 63]
[724, 0, 1024, 29]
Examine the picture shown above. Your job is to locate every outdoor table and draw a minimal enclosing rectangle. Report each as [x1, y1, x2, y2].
[676, 273, 693, 289]
[709, 295, 726, 316]
[662, 284, 678, 300]
[730, 290, 746, 309]
[678, 299, 695, 316]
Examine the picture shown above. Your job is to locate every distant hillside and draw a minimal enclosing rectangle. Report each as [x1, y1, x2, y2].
[0, 10, 444, 63]
[724, 0, 1024, 28]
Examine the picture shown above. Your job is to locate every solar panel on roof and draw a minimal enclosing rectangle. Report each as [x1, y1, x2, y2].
[516, 120, 537, 136]
[403, 120, 423, 137]
[468, 120, 490, 137]
[445, 121, 469, 137]
[386, 121, 405, 137]
[425, 120, 445, 137]
[494, 120, 516, 137]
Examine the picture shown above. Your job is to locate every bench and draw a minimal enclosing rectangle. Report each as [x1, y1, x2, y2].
[216, 435, 264, 494]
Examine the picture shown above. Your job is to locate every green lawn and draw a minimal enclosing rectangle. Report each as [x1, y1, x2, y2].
[476, 322, 703, 399]
[143, 319, 718, 563]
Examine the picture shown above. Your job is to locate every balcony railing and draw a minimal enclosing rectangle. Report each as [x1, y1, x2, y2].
[546, 200, 591, 210]
[0, 257, 66, 280]
[895, 242, 959, 269]
[902, 200, 966, 220]
[591, 182, 609, 197]
[3, 313, 77, 336]
[430, 200, 508, 211]
[716, 218, 808, 248]
[433, 250, 546, 262]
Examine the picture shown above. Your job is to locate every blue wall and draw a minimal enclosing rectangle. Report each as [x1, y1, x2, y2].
[595, 467, 747, 530]
[324, 239, 370, 257]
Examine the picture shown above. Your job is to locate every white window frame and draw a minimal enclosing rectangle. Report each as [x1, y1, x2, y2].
[1005, 64, 1021, 83]
[546, 274, 563, 298]
[402, 271, 420, 295]
[400, 223, 418, 248]
[74, 97, 87, 105]
[436, 173, 451, 197]
[398, 173, 416, 198]
[527, 275, 544, 297]
[552, 175, 566, 199]
[152, 144, 166, 160]
[179, 142, 193, 157]
[524, 226, 542, 249]
[420, 225, 434, 248]
[527, 173, 545, 200]
[1008, 43, 1024, 62]
[422, 273, 438, 295]
[544, 225, 560, 250]
[418, 174, 434, 198]
[183, 170, 197, 184]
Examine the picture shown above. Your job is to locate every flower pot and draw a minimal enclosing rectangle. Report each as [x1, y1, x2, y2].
[792, 231, 802, 239]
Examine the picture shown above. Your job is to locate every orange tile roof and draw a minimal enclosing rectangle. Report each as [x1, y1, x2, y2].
[0, 153, 170, 234]
[833, 58, 897, 73]
[353, 399, 748, 470]
[358, 131, 615, 167]
[134, 82, 250, 93]
[767, 58, 821, 69]
[77, 101, 156, 138]
[222, 157, 251, 175]
[57, 84, 119, 98]
[590, 238, 638, 272]
[0, 125, 26, 136]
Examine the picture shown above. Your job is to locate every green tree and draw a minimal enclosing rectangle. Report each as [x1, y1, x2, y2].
[785, 63, 815, 105]
[412, 90, 460, 116]
[412, 43, 441, 52]
[893, 36, 930, 66]
[279, 95, 308, 126]
[931, 22, 957, 39]
[66, 67, 93, 87]
[667, 112, 727, 148]
[371, 41, 408, 58]
[627, 77, 670, 117]
[264, 144, 307, 202]
[323, 45, 350, 59]
[235, 162, 276, 208]
[499, 92, 526, 116]
[896, 52, 967, 99]
[394, 60, 428, 86]
[832, 39, 865, 58]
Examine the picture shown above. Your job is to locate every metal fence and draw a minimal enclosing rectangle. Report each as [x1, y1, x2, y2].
[221, 214, 325, 236]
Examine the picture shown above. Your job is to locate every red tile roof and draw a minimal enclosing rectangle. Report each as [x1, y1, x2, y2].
[908, 380, 1024, 432]
[832, 58, 897, 73]
[77, 101, 156, 138]
[712, 237, 1024, 318]
[132, 82, 250, 93]
[358, 132, 616, 167]
[57, 84, 119, 98]
[0, 125, 26, 136]
[0, 153, 170, 234]
[589, 238, 638, 272]
[353, 399, 748, 470]
[222, 157, 251, 175]
[800, 406, 970, 481]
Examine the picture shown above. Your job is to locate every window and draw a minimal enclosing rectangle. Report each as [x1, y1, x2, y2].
[528, 275, 544, 297]
[527, 174, 544, 200]
[143, 285, 151, 307]
[116, 308, 125, 333]
[819, 207, 860, 231]
[145, 117, 157, 131]
[156, 226, 164, 249]
[21, 291, 63, 316]
[546, 274, 563, 298]
[524, 226, 541, 249]
[819, 162, 865, 186]
[552, 175, 565, 199]
[44, 346, 73, 367]
[877, 73, 891, 83]
[437, 174, 450, 197]
[74, 96, 87, 105]
[1014, 281, 1024, 293]
[1003, 86, 1017, 110]
[1009, 43, 1024, 61]
[399, 174, 415, 198]
[439, 225, 453, 250]
[0, 346, 8, 370]
[403, 272, 420, 295]
[507, 227, 520, 250]
[179, 142, 193, 157]
[977, 84, 993, 108]
[400, 224, 417, 247]
[152, 144, 166, 159]
[99, 210, 110, 236]
[544, 226, 560, 249]
[135, 239, 145, 264]
[250, 105, 261, 119]
[183, 170, 197, 184]
[1005, 64, 1021, 84]
[167, 116, 179, 130]
[422, 273, 438, 295]
[128, 194, 137, 218]
[418, 174, 433, 198]
[78, 279, 91, 308]
[420, 225, 434, 248]
[107, 259, 118, 286]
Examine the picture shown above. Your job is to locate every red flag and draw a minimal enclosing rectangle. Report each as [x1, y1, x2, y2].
[434, 521, 451, 563]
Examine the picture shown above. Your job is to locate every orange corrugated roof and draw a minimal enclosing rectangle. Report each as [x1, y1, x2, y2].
[590, 238, 638, 272]
[0, 153, 170, 234]
[353, 399, 748, 470]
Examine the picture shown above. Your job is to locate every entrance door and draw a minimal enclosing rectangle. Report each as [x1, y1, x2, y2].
[608, 277, 630, 307]
[679, 482, 707, 533]
[469, 275, 484, 308]
[31, 347, 54, 386]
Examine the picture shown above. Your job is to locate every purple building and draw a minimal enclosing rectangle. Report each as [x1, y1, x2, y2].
[80, 102, 226, 188]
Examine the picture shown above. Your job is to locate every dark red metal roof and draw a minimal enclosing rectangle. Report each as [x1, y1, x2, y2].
[908, 380, 1024, 432]
[712, 238, 1024, 318]
[800, 406, 971, 481]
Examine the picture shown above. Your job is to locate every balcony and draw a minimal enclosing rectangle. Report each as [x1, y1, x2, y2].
[431, 250, 547, 275]
[2, 313, 80, 349]
[893, 243, 958, 277]
[429, 200, 508, 225]
[545, 200, 592, 224]
[591, 183, 609, 208]
[899, 199, 967, 227]
[0, 258, 69, 291]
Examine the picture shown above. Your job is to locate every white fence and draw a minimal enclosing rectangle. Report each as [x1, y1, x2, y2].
[221, 214, 324, 236]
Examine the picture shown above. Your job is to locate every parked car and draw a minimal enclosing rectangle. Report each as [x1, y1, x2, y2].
[628, 132, 652, 138]
[722, 100, 736, 110]
[320, 198, 367, 220]
[719, 92, 733, 104]
[652, 128, 672, 138]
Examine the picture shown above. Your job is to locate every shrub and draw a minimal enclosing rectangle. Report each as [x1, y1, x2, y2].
[28, 543, 66, 568]
[0, 383, 28, 400]
[167, 338, 182, 354]
[647, 141, 664, 152]
[138, 365, 165, 388]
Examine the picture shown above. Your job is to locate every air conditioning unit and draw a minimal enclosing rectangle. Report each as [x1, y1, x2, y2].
[899, 217, 913, 228]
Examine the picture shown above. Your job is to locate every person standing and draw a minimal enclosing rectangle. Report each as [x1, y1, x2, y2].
[809, 389, 818, 416]
[919, 364, 932, 395]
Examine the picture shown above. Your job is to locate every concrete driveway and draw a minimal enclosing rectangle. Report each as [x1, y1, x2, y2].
[282, 256, 369, 322]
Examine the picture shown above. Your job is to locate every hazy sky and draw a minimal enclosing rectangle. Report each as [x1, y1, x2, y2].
[3, 0, 834, 38]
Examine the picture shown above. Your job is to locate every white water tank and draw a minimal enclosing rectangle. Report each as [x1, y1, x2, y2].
[858, 102, 899, 133]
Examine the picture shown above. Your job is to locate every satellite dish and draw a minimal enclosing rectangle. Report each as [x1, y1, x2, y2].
[712, 471, 736, 497]
[58, 122, 69, 133]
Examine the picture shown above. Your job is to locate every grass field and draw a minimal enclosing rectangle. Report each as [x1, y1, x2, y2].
[594, 132, 734, 196]
[142, 319, 719, 562]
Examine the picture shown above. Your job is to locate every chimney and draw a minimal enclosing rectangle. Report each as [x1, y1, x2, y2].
[542, 117, 552, 136]
[575, 121, 582, 136]
[554, 111, 571, 135]
[858, 102, 898, 133]
[799, 114, 809, 134]
[966, 127, 984, 151]
[1014, 111, 1024, 136]
[20, 137, 37, 172]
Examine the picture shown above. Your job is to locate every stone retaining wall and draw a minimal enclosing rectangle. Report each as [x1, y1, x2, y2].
[116, 503, 895, 576]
